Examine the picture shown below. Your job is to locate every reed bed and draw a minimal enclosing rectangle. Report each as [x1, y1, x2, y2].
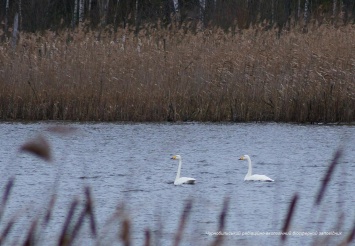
[0, 133, 353, 245]
[0, 24, 354, 122]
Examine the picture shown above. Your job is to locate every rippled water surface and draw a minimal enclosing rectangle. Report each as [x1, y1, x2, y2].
[0, 122, 354, 245]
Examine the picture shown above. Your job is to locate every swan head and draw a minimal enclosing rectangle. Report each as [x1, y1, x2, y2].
[239, 155, 250, 160]
[171, 155, 182, 160]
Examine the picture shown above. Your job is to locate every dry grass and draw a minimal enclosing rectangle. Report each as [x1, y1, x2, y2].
[0, 24, 354, 122]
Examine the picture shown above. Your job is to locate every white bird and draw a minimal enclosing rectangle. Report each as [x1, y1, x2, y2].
[171, 155, 196, 185]
[239, 155, 274, 182]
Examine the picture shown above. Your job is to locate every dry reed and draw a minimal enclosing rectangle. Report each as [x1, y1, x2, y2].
[339, 222, 355, 246]
[0, 178, 14, 222]
[0, 217, 15, 244]
[210, 197, 229, 246]
[144, 229, 151, 246]
[44, 194, 56, 225]
[173, 199, 193, 246]
[84, 187, 97, 237]
[24, 219, 38, 245]
[120, 218, 131, 246]
[0, 24, 354, 122]
[281, 193, 299, 242]
[58, 199, 79, 246]
[0, 179, 14, 245]
[315, 148, 343, 206]
[20, 135, 51, 161]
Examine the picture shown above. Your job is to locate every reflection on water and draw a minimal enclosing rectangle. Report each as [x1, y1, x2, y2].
[0, 122, 354, 245]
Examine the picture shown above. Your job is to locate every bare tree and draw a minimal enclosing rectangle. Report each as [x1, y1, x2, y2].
[172, 0, 179, 12]
[113, 0, 120, 33]
[331, 0, 338, 24]
[303, 0, 310, 32]
[12, 13, 19, 48]
[79, 0, 85, 23]
[18, 0, 22, 30]
[199, 0, 206, 23]
[172, 0, 180, 22]
[341, 0, 349, 25]
[285, 0, 292, 30]
[135, 0, 139, 26]
[5, 0, 10, 34]
[271, 0, 275, 26]
[89, 0, 92, 13]
[333, 0, 337, 17]
[97, 0, 110, 40]
[72, 0, 78, 28]
[104, 0, 110, 25]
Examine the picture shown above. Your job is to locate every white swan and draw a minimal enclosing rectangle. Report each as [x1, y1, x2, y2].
[171, 155, 196, 185]
[239, 155, 274, 182]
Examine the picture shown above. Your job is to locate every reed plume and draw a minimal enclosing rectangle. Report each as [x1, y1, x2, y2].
[20, 135, 51, 162]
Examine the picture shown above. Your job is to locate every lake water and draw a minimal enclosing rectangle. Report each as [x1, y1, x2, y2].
[0, 122, 354, 245]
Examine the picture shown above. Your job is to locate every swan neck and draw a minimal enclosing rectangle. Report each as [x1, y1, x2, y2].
[175, 158, 182, 181]
[246, 156, 252, 176]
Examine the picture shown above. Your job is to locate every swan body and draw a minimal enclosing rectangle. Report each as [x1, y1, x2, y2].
[239, 155, 274, 182]
[171, 155, 196, 185]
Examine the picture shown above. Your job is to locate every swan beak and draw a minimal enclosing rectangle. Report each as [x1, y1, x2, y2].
[171, 155, 176, 160]
[239, 156, 244, 160]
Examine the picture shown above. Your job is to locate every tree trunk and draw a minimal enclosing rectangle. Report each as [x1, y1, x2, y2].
[79, 0, 84, 23]
[199, 0, 206, 24]
[271, 0, 275, 26]
[135, 0, 139, 34]
[285, 0, 291, 30]
[173, 0, 179, 12]
[172, 0, 180, 22]
[72, 0, 78, 28]
[297, 0, 301, 23]
[333, 0, 337, 17]
[97, 0, 110, 40]
[303, 0, 310, 32]
[113, 0, 120, 35]
[104, 0, 110, 25]
[341, 0, 349, 25]
[5, 0, 10, 34]
[18, 0, 22, 30]
[12, 13, 19, 48]
[332, 0, 337, 24]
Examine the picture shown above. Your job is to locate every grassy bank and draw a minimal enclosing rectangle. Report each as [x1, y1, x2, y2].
[0, 24, 354, 122]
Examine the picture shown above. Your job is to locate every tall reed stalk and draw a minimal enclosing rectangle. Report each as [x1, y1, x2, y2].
[0, 24, 354, 122]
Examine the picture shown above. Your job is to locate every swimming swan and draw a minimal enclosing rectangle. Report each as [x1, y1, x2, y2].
[171, 155, 196, 185]
[239, 155, 274, 182]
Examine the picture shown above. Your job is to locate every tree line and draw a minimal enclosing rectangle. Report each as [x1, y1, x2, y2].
[1, 0, 354, 35]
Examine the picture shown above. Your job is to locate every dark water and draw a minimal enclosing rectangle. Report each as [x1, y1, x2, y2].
[0, 122, 354, 245]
